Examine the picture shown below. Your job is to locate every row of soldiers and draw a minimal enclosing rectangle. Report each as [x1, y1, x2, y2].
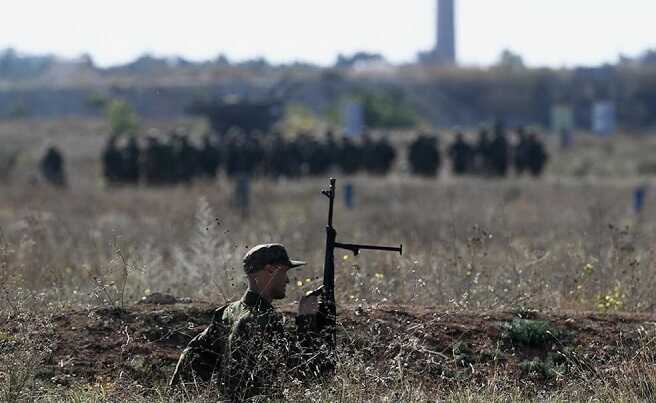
[102, 127, 547, 186]
[408, 126, 549, 177]
[102, 132, 397, 185]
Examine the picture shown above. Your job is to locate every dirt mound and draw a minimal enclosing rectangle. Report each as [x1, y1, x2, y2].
[2, 303, 654, 389]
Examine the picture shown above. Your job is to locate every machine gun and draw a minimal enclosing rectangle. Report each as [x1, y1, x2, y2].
[317, 177, 402, 351]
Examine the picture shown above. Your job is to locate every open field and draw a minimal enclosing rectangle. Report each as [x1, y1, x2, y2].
[3, 119, 656, 401]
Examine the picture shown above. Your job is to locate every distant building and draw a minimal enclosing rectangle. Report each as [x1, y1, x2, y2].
[419, 0, 457, 66]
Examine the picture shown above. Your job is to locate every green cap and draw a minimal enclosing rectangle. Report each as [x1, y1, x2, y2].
[243, 243, 306, 274]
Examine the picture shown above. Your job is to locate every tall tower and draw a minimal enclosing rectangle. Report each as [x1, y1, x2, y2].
[435, 0, 456, 64]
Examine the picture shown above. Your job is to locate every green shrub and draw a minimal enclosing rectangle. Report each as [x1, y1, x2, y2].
[106, 99, 138, 136]
[360, 89, 419, 129]
[505, 319, 556, 346]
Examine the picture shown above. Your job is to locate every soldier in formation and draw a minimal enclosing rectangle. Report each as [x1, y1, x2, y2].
[100, 130, 398, 186]
[170, 243, 333, 400]
[99, 126, 547, 185]
[407, 134, 441, 177]
[523, 132, 548, 177]
[39, 146, 66, 187]
[413, 124, 549, 179]
[489, 121, 510, 177]
[447, 132, 475, 175]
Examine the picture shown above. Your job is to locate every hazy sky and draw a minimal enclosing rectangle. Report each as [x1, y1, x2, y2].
[2, 1, 653, 68]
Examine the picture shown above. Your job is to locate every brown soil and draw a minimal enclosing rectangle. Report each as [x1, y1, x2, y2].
[2, 302, 654, 389]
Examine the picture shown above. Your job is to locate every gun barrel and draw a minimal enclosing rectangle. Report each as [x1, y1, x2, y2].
[334, 242, 403, 256]
[322, 178, 336, 227]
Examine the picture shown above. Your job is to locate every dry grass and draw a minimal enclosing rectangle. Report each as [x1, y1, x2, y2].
[2, 118, 656, 401]
[1, 175, 654, 313]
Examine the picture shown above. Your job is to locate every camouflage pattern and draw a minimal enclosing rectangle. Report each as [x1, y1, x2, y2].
[170, 290, 332, 400]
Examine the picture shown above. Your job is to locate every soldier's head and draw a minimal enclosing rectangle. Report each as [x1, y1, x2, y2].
[243, 244, 306, 301]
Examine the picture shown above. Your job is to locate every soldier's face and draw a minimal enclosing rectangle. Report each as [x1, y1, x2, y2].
[267, 264, 290, 300]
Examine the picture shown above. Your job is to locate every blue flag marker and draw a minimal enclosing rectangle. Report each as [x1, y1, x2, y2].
[344, 183, 354, 209]
[633, 185, 647, 214]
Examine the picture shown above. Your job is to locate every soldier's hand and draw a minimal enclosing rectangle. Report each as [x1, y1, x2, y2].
[298, 292, 320, 316]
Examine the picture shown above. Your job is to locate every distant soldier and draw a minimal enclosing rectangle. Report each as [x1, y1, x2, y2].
[489, 122, 509, 177]
[159, 135, 177, 185]
[362, 134, 396, 176]
[224, 133, 241, 178]
[323, 130, 339, 171]
[338, 137, 362, 175]
[513, 127, 529, 176]
[371, 136, 396, 176]
[123, 135, 140, 184]
[263, 133, 289, 179]
[526, 132, 548, 177]
[243, 134, 265, 177]
[306, 136, 331, 176]
[173, 135, 197, 184]
[474, 129, 492, 175]
[102, 135, 123, 185]
[448, 132, 474, 175]
[39, 146, 66, 187]
[407, 134, 441, 177]
[294, 133, 314, 176]
[225, 133, 263, 178]
[197, 134, 221, 179]
[360, 133, 377, 174]
[143, 136, 165, 185]
[282, 136, 304, 178]
[170, 244, 334, 400]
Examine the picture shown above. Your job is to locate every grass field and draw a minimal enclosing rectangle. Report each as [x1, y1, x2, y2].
[2, 118, 656, 401]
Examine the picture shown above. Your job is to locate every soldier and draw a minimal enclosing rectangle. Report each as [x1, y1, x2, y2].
[142, 136, 165, 185]
[173, 134, 197, 184]
[102, 135, 123, 185]
[338, 136, 362, 175]
[513, 127, 529, 176]
[474, 129, 492, 175]
[39, 146, 66, 187]
[448, 132, 474, 175]
[360, 133, 377, 174]
[323, 130, 339, 172]
[362, 134, 396, 176]
[263, 133, 288, 179]
[197, 134, 221, 179]
[170, 243, 332, 400]
[123, 135, 140, 184]
[489, 122, 509, 177]
[526, 132, 548, 177]
[407, 134, 440, 177]
[305, 136, 331, 176]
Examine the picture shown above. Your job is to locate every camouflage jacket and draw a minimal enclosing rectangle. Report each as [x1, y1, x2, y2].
[170, 290, 333, 400]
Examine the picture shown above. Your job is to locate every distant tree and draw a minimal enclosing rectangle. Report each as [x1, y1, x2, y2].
[8, 101, 28, 119]
[496, 49, 525, 72]
[237, 57, 270, 71]
[0, 48, 53, 79]
[214, 54, 231, 66]
[86, 92, 109, 111]
[335, 52, 386, 69]
[124, 54, 170, 73]
[279, 103, 323, 134]
[640, 49, 656, 66]
[360, 89, 419, 129]
[78, 53, 95, 68]
[106, 99, 138, 136]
